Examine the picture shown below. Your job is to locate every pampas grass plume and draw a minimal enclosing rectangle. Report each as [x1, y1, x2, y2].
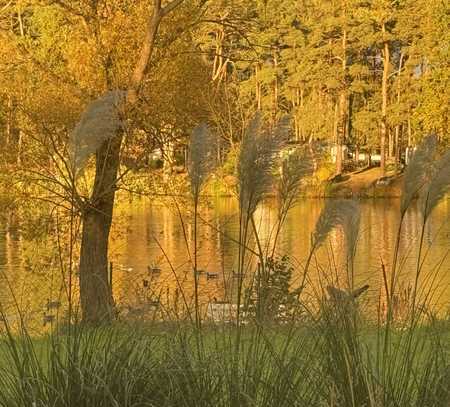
[237, 114, 288, 216]
[188, 124, 216, 197]
[312, 199, 361, 261]
[277, 145, 316, 212]
[400, 135, 437, 215]
[421, 150, 450, 220]
[71, 90, 126, 171]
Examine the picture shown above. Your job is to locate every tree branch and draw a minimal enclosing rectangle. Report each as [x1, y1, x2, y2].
[161, 0, 184, 17]
[127, 0, 185, 103]
[49, 0, 91, 22]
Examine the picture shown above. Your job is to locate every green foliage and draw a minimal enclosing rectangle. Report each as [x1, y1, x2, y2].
[221, 148, 238, 177]
[246, 255, 301, 323]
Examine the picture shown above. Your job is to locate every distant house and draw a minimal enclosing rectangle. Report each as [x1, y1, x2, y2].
[331, 145, 384, 165]
[349, 151, 380, 164]
[330, 144, 349, 163]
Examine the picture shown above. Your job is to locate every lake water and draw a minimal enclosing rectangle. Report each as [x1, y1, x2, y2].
[1, 197, 449, 326]
[110, 197, 450, 315]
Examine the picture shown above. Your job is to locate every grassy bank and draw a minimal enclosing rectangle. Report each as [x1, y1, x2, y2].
[1, 312, 449, 407]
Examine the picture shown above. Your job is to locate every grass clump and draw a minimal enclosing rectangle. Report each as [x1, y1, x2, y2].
[0, 318, 448, 406]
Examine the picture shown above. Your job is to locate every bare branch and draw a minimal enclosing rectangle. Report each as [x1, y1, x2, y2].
[154, 0, 162, 11]
[128, 0, 185, 102]
[0, 1, 13, 16]
[161, 0, 184, 17]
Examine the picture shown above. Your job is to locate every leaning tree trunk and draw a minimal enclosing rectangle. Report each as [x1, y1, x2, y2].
[79, 135, 122, 323]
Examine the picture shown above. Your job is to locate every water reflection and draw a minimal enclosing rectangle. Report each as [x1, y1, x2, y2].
[110, 198, 450, 312]
[0, 198, 449, 324]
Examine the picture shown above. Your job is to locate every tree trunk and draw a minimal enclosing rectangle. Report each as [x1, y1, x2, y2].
[407, 116, 412, 146]
[380, 24, 389, 175]
[5, 95, 13, 147]
[293, 113, 299, 141]
[77, 0, 185, 324]
[300, 88, 304, 141]
[394, 52, 404, 173]
[333, 100, 338, 144]
[255, 64, 261, 110]
[336, 26, 347, 176]
[272, 51, 278, 125]
[16, 129, 23, 166]
[333, 99, 339, 167]
[79, 135, 122, 323]
[336, 90, 346, 175]
[388, 128, 394, 159]
[394, 124, 400, 175]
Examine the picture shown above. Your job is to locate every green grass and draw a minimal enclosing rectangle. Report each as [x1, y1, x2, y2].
[0, 316, 449, 407]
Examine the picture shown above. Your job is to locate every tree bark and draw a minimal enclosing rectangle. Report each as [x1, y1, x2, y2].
[336, 92, 347, 175]
[78, 0, 185, 324]
[388, 129, 393, 158]
[5, 95, 13, 147]
[336, 90, 346, 175]
[300, 88, 304, 141]
[255, 64, 261, 110]
[380, 23, 389, 175]
[79, 136, 122, 323]
[394, 124, 400, 175]
[272, 51, 278, 125]
[336, 26, 347, 176]
[407, 116, 412, 146]
[394, 52, 404, 173]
